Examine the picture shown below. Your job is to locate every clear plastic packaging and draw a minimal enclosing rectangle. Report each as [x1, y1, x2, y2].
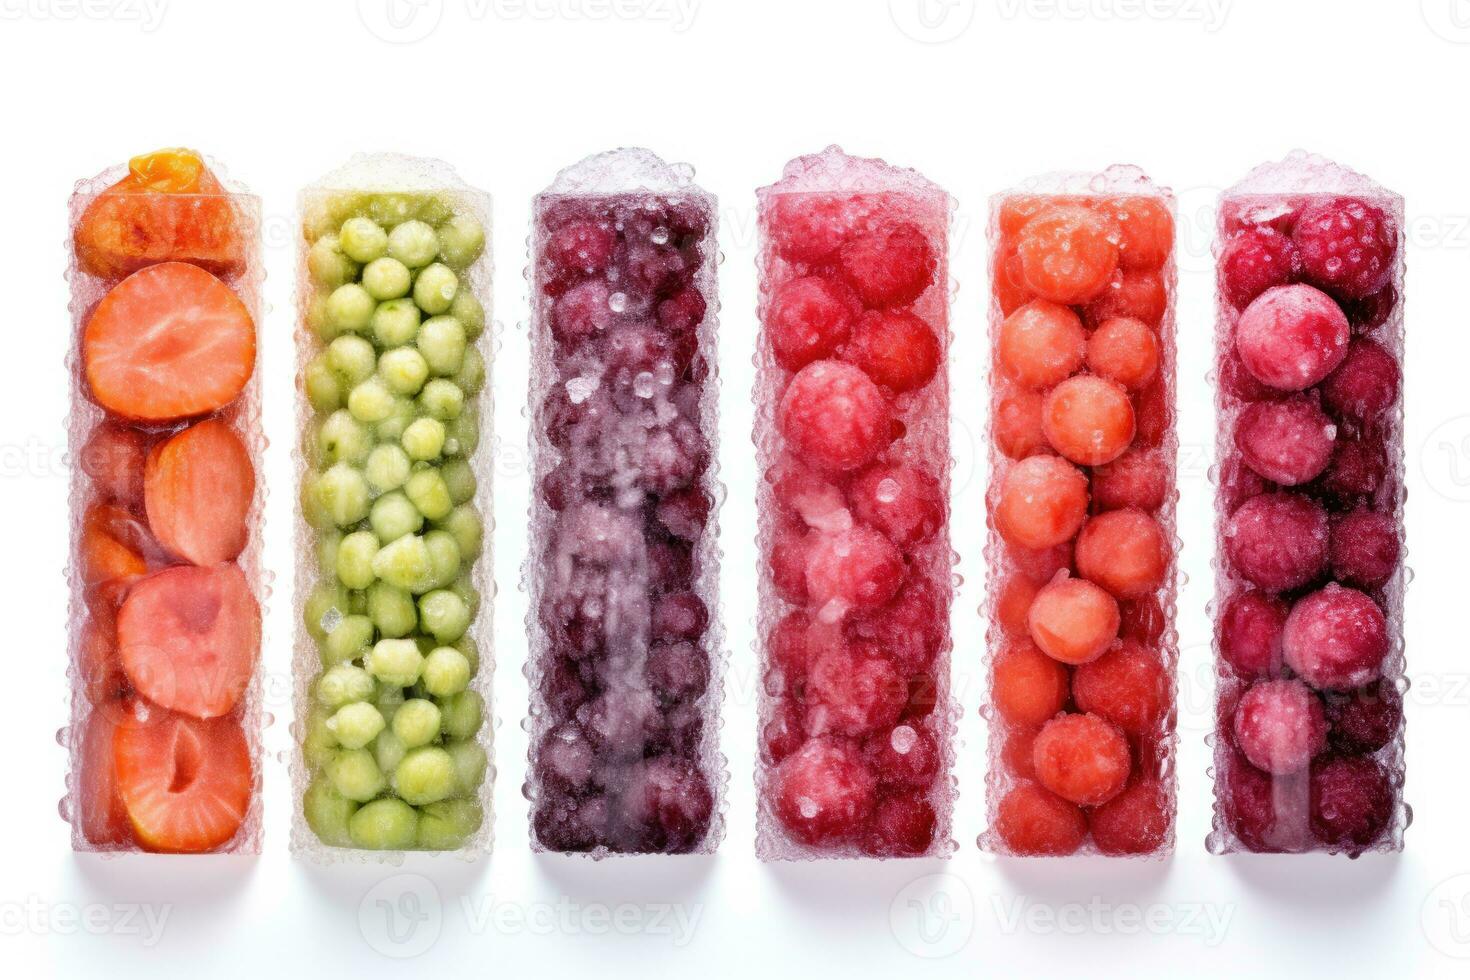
[291, 154, 494, 859]
[524, 148, 724, 856]
[1208, 152, 1407, 856]
[981, 168, 1179, 857]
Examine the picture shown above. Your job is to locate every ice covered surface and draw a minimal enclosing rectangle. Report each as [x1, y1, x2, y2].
[1208, 154, 1407, 856]
[981, 168, 1179, 858]
[63, 153, 266, 854]
[754, 147, 956, 860]
[525, 148, 725, 856]
[291, 154, 494, 861]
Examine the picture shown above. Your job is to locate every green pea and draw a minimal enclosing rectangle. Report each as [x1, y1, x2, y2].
[452, 574, 480, 618]
[323, 613, 374, 667]
[369, 491, 423, 542]
[372, 534, 433, 592]
[366, 638, 424, 687]
[437, 458, 475, 506]
[378, 347, 429, 396]
[335, 531, 380, 590]
[419, 379, 465, 421]
[371, 298, 421, 348]
[346, 377, 395, 424]
[392, 698, 442, 749]
[393, 747, 456, 806]
[304, 355, 342, 413]
[374, 398, 417, 443]
[367, 194, 417, 230]
[414, 264, 459, 316]
[454, 347, 485, 396]
[435, 504, 483, 558]
[453, 635, 480, 675]
[317, 409, 372, 466]
[328, 335, 377, 386]
[445, 740, 487, 795]
[318, 663, 375, 708]
[326, 702, 386, 750]
[304, 583, 350, 641]
[423, 647, 471, 697]
[326, 283, 375, 334]
[303, 779, 358, 847]
[302, 709, 338, 768]
[329, 748, 387, 802]
[388, 220, 439, 269]
[416, 315, 466, 375]
[367, 582, 417, 638]
[349, 798, 418, 850]
[444, 414, 478, 456]
[339, 216, 388, 263]
[365, 444, 411, 492]
[450, 290, 485, 337]
[373, 729, 407, 774]
[308, 234, 361, 288]
[306, 295, 338, 343]
[436, 214, 486, 270]
[439, 691, 484, 741]
[417, 799, 482, 851]
[402, 418, 446, 461]
[419, 590, 470, 644]
[423, 530, 462, 589]
[315, 463, 370, 527]
[405, 469, 453, 521]
[362, 256, 411, 301]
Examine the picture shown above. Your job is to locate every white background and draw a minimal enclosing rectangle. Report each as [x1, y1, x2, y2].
[3, 0, 1469, 976]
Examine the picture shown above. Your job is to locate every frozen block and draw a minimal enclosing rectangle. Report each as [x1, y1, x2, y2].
[525, 148, 724, 856]
[981, 168, 1179, 857]
[291, 154, 494, 859]
[64, 149, 265, 854]
[1209, 152, 1407, 856]
[755, 146, 955, 860]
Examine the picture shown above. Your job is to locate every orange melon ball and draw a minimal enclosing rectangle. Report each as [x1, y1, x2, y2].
[997, 300, 1086, 389]
[1099, 196, 1174, 272]
[1074, 509, 1169, 600]
[994, 455, 1090, 551]
[995, 574, 1041, 637]
[1086, 316, 1160, 391]
[994, 781, 1086, 855]
[1027, 575, 1121, 665]
[992, 641, 1070, 728]
[1042, 374, 1136, 466]
[1016, 205, 1120, 305]
[1032, 712, 1132, 806]
[994, 389, 1048, 459]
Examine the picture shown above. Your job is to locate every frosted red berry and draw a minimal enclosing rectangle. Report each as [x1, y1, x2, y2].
[1281, 584, 1389, 691]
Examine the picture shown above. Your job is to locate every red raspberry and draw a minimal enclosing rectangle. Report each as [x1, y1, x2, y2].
[861, 792, 937, 857]
[1088, 777, 1171, 855]
[1219, 352, 1285, 403]
[1225, 492, 1328, 592]
[772, 736, 876, 847]
[1032, 713, 1132, 806]
[769, 461, 851, 533]
[805, 642, 907, 738]
[778, 361, 891, 472]
[767, 276, 857, 372]
[551, 279, 614, 348]
[761, 701, 806, 764]
[1316, 433, 1387, 505]
[547, 218, 616, 277]
[767, 610, 815, 692]
[1310, 755, 1393, 850]
[768, 523, 810, 604]
[1320, 338, 1399, 423]
[1324, 680, 1401, 754]
[1071, 639, 1169, 738]
[1219, 226, 1301, 309]
[657, 287, 707, 334]
[994, 782, 1086, 856]
[804, 526, 904, 619]
[1219, 590, 1288, 679]
[654, 487, 710, 542]
[1234, 396, 1336, 486]
[838, 221, 936, 308]
[770, 193, 853, 264]
[1329, 511, 1399, 590]
[1292, 197, 1397, 300]
[846, 310, 941, 393]
[1339, 284, 1396, 331]
[1281, 584, 1389, 691]
[1232, 678, 1327, 775]
[846, 577, 944, 675]
[848, 463, 944, 549]
[1235, 284, 1350, 392]
[652, 591, 708, 642]
[863, 723, 940, 788]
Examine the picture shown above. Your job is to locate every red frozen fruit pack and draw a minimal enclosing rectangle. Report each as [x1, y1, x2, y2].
[756, 147, 954, 859]
[65, 149, 264, 854]
[1210, 153, 1407, 856]
[525, 149, 723, 856]
[982, 169, 1179, 858]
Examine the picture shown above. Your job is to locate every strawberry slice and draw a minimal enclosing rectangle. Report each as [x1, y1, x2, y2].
[83, 262, 256, 423]
[117, 564, 259, 719]
[78, 707, 134, 847]
[79, 423, 149, 506]
[79, 503, 147, 590]
[145, 419, 255, 566]
[74, 148, 247, 281]
[112, 709, 252, 853]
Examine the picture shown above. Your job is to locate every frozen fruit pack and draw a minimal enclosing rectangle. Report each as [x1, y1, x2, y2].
[293, 155, 494, 856]
[755, 147, 955, 860]
[982, 169, 1179, 857]
[1209, 153, 1407, 856]
[525, 149, 724, 856]
[65, 149, 265, 854]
